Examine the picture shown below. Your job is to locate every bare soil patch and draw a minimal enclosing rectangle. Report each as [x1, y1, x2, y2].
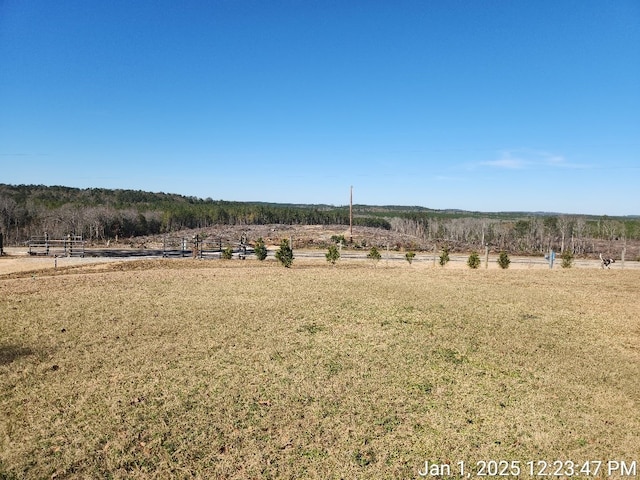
[0, 248, 147, 276]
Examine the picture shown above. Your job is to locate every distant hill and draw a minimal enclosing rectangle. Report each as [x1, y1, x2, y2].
[1, 184, 638, 258]
[1, 183, 635, 219]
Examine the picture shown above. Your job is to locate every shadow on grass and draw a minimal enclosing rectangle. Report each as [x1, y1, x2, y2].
[0, 344, 35, 366]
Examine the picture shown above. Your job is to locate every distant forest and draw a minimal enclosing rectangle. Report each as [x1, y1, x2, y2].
[1, 184, 638, 255]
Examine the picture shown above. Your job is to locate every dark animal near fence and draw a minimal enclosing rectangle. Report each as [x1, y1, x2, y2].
[599, 253, 615, 269]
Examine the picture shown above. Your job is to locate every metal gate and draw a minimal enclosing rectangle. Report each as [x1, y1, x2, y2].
[28, 234, 85, 257]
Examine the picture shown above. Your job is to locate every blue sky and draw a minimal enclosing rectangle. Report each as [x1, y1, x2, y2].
[1, 1, 639, 215]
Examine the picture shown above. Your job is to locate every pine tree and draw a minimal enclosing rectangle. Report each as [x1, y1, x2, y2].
[221, 246, 233, 260]
[254, 237, 267, 261]
[561, 250, 574, 268]
[367, 246, 381, 265]
[439, 246, 450, 266]
[275, 239, 294, 267]
[467, 251, 481, 269]
[405, 251, 416, 264]
[326, 244, 340, 265]
[497, 251, 510, 269]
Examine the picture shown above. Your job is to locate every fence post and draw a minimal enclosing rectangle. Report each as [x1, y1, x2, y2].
[192, 234, 199, 259]
[433, 244, 437, 267]
[239, 233, 247, 260]
[485, 245, 489, 269]
[0, 232, 3, 255]
[621, 246, 625, 270]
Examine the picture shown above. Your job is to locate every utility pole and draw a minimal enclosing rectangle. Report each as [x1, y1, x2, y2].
[349, 185, 353, 244]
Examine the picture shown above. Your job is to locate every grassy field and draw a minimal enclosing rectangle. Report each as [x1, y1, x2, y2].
[1, 259, 639, 479]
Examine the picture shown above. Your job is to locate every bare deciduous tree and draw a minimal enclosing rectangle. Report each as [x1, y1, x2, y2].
[0, 195, 17, 241]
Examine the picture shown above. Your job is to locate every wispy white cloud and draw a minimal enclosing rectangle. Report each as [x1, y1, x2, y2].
[480, 155, 528, 169]
[531, 150, 590, 169]
[478, 149, 591, 170]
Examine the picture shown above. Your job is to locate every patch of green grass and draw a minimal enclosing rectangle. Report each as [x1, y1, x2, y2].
[434, 347, 467, 364]
[298, 322, 325, 335]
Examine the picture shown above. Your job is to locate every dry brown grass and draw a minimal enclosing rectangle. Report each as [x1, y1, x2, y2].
[1, 259, 639, 479]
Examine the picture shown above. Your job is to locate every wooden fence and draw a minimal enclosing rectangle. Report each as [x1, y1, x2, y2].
[28, 234, 85, 257]
[161, 235, 251, 259]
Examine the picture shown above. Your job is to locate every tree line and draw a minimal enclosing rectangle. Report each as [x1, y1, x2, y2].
[1, 184, 637, 256]
[387, 215, 637, 255]
[0, 184, 390, 243]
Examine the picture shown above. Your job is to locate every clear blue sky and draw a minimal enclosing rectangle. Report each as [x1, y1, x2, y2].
[1, 1, 639, 215]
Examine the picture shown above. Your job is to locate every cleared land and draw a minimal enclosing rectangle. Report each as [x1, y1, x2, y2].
[1, 259, 639, 479]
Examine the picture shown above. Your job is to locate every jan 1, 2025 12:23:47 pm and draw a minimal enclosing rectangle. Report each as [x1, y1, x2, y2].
[418, 459, 638, 477]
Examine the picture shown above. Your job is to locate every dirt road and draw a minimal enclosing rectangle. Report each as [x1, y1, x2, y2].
[1, 246, 635, 276]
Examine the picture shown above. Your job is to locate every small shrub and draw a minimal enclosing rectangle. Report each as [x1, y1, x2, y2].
[561, 250, 574, 268]
[221, 246, 233, 260]
[405, 251, 416, 264]
[275, 239, 294, 268]
[439, 246, 450, 266]
[367, 246, 381, 264]
[326, 244, 340, 265]
[497, 251, 510, 269]
[330, 234, 346, 245]
[467, 251, 481, 269]
[254, 237, 268, 261]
